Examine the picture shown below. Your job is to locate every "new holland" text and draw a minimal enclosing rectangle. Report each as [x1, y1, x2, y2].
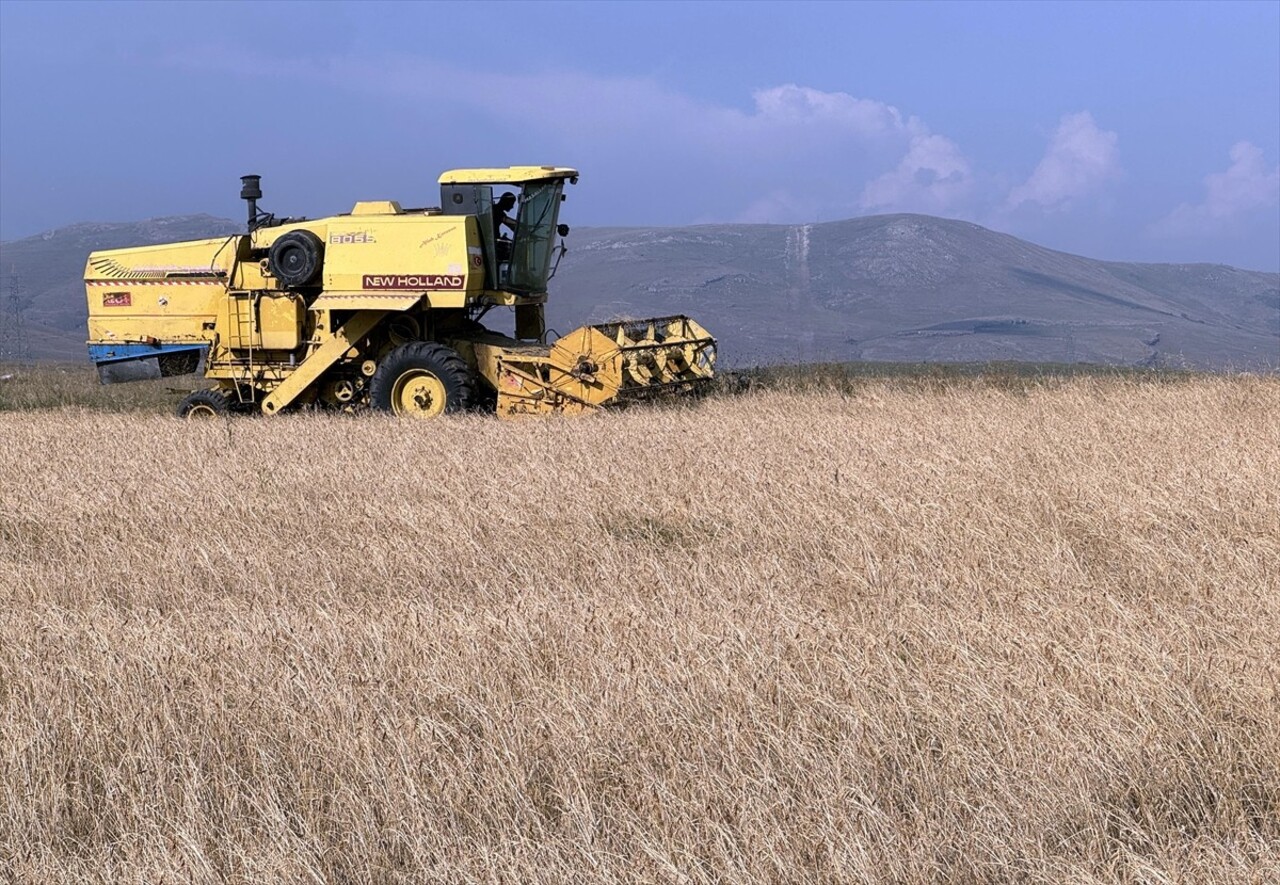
[362, 274, 465, 290]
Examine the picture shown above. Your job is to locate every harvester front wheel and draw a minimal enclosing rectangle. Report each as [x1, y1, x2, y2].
[176, 389, 230, 419]
[370, 342, 474, 418]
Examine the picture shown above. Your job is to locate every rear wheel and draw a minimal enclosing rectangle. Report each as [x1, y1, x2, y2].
[176, 389, 230, 419]
[369, 342, 474, 418]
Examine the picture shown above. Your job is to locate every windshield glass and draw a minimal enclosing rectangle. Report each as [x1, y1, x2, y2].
[508, 181, 562, 293]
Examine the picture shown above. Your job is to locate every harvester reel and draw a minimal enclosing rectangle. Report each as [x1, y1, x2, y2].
[369, 342, 474, 418]
[176, 389, 230, 419]
[268, 230, 324, 287]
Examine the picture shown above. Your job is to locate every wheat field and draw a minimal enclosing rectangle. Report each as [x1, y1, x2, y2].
[1, 375, 1278, 883]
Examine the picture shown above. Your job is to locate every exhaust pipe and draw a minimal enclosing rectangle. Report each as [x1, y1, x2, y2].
[240, 174, 262, 231]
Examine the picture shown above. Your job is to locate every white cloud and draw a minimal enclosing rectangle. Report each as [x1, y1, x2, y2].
[860, 133, 973, 214]
[380, 66, 960, 219]
[162, 49, 979, 223]
[1152, 141, 1280, 236]
[1006, 112, 1120, 211]
[746, 85, 919, 139]
[735, 190, 815, 224]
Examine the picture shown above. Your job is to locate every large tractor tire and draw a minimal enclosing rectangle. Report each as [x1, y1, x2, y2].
[176, 389, 230, 419]
[268, 230, 324, 287]
[369, 342, 474, 418]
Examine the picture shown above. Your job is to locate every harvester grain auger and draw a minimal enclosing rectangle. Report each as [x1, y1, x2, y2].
[84, 168, 716, 419]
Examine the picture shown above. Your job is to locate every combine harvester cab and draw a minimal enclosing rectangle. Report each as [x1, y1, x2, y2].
[84, 167, 716, 419]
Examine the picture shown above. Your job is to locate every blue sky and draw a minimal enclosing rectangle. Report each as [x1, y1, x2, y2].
[1, 0, 1277, 269]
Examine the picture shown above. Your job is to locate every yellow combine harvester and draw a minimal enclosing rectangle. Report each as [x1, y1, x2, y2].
[84, 167, 716, 418]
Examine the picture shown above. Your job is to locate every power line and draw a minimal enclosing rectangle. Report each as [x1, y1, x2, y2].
[0, 267, 30, 364]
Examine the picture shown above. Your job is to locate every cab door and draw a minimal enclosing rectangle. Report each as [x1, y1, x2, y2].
[441, 184, 497, 289]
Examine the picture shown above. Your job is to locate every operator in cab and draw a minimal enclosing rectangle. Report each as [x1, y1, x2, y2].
[493, 191, 518, 261]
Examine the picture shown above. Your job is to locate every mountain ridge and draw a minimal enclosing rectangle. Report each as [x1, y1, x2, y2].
[2, 212, 1276, 369]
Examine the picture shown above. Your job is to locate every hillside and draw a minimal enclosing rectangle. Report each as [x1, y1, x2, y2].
[0, 215, 241, 354]
[1, 213, 1276, 369]
[551, 218, 1279, 369]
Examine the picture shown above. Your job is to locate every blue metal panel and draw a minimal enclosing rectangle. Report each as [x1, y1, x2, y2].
[87, 342, 206, 365]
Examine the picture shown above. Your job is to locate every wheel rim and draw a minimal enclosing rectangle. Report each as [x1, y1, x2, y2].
[186, 403, 219, 419]
[391, 369, 447, 417]
[279, 245, 305, 275]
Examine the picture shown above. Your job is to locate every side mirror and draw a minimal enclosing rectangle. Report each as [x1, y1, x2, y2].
[557, 224, 570, 237]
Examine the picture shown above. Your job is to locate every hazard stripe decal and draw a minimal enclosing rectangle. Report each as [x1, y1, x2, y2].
[86, 280, 225, 286]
